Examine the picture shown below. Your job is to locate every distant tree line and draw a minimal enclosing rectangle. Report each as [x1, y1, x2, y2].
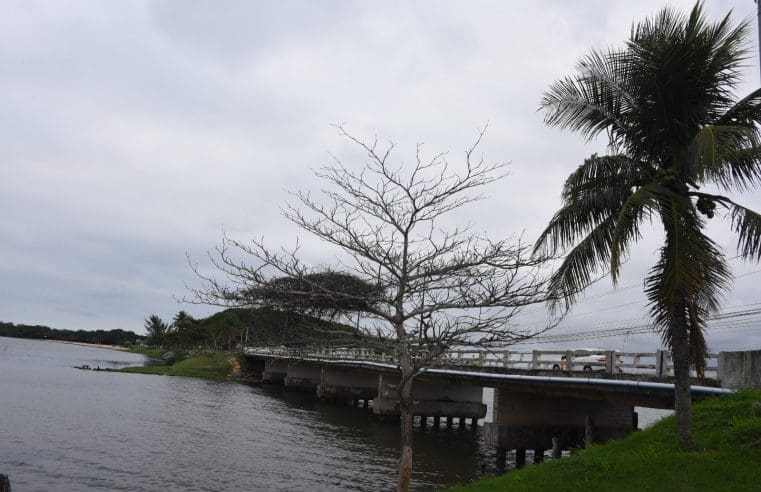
[0, 321, 141, 346]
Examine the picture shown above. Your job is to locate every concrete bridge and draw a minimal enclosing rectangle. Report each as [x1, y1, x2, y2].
[243, 346, 734, 468]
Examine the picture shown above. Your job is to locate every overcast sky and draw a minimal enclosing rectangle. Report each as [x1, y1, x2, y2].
[2, 0, 760, 353]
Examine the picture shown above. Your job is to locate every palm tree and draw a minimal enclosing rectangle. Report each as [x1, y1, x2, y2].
[536, 1, 761, 450]
[144, 314, 168, 347]
[172, 311, 197, 349]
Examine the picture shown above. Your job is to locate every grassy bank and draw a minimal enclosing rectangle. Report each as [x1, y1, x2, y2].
[121, 350, 237, 380]
[451, 390, 761, 491]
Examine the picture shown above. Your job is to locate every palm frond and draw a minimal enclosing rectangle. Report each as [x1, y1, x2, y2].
[714, 88, 761, 127]
[541, 48, 633, 143]
[690, 124, 761, 190]
[608, 185, 662, 282]
[534, 155, 643, 256]
[728, 202, 761, 261]
[645, 206, 731, 328]
[561, 154, 650, 200]
[546, 216, 616, 312]
[644, 210, 730, 369]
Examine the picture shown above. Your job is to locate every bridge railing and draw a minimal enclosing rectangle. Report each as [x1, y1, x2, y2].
[244, 346, 718, 378]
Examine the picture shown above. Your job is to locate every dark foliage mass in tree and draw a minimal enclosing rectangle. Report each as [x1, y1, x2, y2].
[189, 126, 553, 491]
[537, 1, 761, 450]
[253, 271, 383, 319]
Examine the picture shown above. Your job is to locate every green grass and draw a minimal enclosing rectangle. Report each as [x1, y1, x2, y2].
[450, 390, 761, 491]
[121, 351, 235, 380]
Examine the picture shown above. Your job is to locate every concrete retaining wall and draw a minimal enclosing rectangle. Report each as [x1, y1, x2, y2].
[718, 350, 761, 389]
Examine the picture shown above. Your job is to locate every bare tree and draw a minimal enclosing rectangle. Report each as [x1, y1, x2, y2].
[189, 125, 553, 491]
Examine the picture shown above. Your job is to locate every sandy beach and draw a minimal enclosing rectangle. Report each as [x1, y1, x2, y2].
[47, 340, 128, 351]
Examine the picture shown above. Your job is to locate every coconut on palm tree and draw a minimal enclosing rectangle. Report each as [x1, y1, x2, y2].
[536, 1, 761, 450]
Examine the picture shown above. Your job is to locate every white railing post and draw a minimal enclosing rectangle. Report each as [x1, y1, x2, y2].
[605, 350, 615, 374]
[502, 350, 511, 368]
[655, 350, 665, 378]
[565, 350, 574, 371]
[531, 350, 539, 370]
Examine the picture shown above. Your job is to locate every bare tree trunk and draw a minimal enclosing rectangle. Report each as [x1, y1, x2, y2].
[672, 307, 693, 450]
[398, 371, 413, 492]
[397, 337, 414, 492]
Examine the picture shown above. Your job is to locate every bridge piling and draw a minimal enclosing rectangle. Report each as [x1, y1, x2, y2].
[262, 359, 287, 384]
[284, 362, 322, 392]
[533, 449, 544, 463]
[515, 449, 526, 468]
[485, 388, 636, 460]
[495, 447, 506, 470]
[244, 347, 720, 464]
[552, 437, 561, 459]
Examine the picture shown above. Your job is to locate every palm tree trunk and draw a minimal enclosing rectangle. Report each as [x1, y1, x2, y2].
[672, 300, 693, 450]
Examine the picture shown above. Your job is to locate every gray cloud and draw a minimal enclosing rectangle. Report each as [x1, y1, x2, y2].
[2, 0, 760, 353]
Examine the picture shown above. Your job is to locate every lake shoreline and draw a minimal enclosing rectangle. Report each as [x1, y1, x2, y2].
[46, 339, 128, 351]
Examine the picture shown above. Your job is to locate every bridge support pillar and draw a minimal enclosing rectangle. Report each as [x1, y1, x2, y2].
[485, 388, 635, 457]
[373, 376, 486, 421]
[533, 449, 544, 463]
[316, 366, 379, 401]
[284, 362, 322, 391]
[552, 437, 561, 459]
[515, 449, 526, 468]
[262, 359, 288, 384]
[496, 447, 506, 470]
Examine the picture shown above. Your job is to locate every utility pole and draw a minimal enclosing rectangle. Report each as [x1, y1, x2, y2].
[757, 1, 761, 81]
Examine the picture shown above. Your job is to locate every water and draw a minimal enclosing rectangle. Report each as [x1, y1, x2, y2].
[1, 337, 672, 491]
[0, 337, 499, 491]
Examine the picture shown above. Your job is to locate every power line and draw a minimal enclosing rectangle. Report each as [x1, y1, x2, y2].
[514, 264, 761, 319]
[520, 303, 761, 344]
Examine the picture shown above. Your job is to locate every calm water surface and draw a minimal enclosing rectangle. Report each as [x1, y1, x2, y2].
[1, 336, 504, 491]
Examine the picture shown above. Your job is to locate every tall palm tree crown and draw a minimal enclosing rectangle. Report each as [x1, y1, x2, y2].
[536, 2, 761, 448]
[537, 2, 761, 364]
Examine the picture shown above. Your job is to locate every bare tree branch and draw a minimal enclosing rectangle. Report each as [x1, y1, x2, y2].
[187, 126, 557, 491]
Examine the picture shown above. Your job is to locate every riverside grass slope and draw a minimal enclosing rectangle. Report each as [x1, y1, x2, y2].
[450, 390, 761, 491]
[121, 350, 236, 380]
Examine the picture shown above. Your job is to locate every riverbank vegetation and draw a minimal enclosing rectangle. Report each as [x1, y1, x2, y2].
[451, 391, 761, 491]
[125, 346, 165, 359]
[121, 350, 238, 380]
[143, 307, 353, 351]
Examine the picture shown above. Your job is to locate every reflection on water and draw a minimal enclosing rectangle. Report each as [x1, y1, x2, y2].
[1, 337, 670, 491]
[1, 337, 500, 491]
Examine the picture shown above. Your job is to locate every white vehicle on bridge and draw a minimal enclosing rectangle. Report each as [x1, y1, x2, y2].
[552, 349, 624, 373]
